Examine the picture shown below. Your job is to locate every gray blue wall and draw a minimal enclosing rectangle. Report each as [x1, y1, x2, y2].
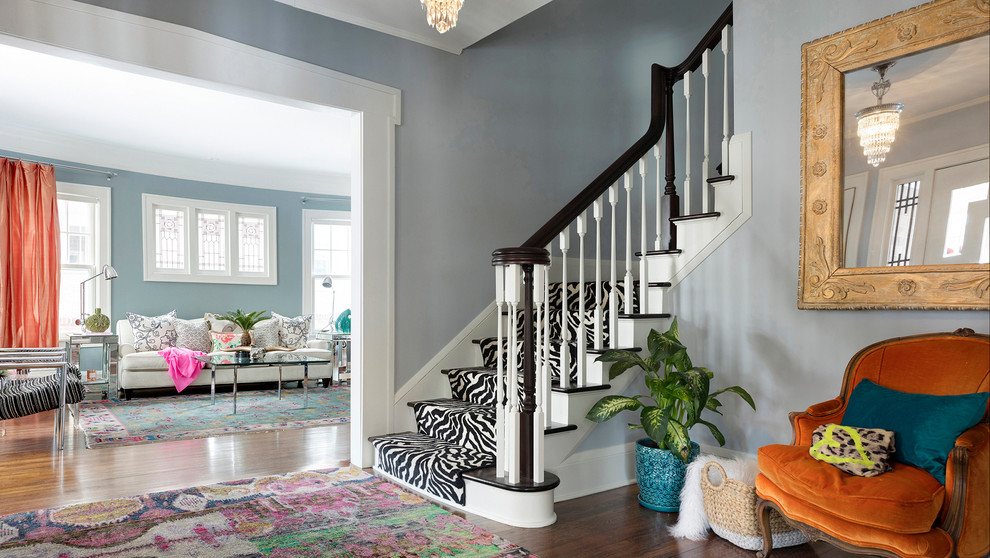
[0, 148, 349, 326]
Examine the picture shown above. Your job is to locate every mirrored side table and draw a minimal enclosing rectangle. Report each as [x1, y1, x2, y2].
[64, 332, 118, 399]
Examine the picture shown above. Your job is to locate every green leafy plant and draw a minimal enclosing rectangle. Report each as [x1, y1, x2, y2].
[585, 317, 755, 462]
[218, 309, 269, 346]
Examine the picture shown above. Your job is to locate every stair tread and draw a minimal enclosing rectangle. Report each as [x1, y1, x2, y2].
[462, 467, 561, 492]
[545, 422, 578, 435]
[670, 212, 720, 223]
[635, 249, 682, 257]
[618, 313, 671, 319]
[707, 174, 735, 184]
[587, 346, 641, 354]
[407, 397, 491, 409]
[551, 383, 612, 394]
[441, 366, 494, 375]
[648, 282, 672, 287]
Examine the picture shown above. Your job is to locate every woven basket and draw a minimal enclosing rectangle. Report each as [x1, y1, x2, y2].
[701, 461, 808, 551]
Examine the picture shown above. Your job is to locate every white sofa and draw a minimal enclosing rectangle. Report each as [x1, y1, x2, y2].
[116, 318, 333, 399]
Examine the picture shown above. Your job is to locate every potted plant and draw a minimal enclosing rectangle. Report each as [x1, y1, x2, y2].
[586, 317, 755, 511]
[218, 309, 269, 347]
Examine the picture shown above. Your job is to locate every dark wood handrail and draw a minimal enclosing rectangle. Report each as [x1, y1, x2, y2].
[519, 3, 732, 250]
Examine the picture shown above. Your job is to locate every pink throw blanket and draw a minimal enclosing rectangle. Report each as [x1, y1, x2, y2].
[158, 347, 207, 392]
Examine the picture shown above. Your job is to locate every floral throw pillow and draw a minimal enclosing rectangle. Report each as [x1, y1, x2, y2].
[210, 332, 241, 352]
[126, 311, 178, 352]
[174, 318, 211, 353]
[251, 318, 282, 349]
[272, 312, 312, 349]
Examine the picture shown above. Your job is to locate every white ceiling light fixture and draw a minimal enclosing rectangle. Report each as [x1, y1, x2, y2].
[421, 0, 464, 33]
[855, 62, 905, 167]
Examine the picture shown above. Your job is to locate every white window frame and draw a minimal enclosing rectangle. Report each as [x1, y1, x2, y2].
[302, 209, 351, 331]
[57, 182, 112, 330]
[867, 144, 989, 266]
[142, 193, 277, 284]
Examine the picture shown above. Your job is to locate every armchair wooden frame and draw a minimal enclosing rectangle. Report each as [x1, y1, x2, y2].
[755, 328, 989, 558]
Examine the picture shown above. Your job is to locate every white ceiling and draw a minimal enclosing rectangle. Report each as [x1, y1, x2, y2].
[274, 0, 554, 55]
[0, 1, 546, 194]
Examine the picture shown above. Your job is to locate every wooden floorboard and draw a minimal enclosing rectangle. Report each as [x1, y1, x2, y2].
[2, 407, 859, 557]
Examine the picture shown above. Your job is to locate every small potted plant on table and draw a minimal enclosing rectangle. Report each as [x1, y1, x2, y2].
[586, 317, 756, 511]
[218, 309, 269, 348]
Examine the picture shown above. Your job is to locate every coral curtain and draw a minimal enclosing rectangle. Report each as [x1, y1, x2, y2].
[0, 158, 60, 347]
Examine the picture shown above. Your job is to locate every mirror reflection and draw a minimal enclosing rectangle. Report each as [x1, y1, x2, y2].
[842, 34, 990, 268]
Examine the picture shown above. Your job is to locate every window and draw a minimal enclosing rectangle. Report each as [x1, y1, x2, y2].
[142, 194, 277, 284]
[302, 210, 351, 332]
[57, 183, 111, 331]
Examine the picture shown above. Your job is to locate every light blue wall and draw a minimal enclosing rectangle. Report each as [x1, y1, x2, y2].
[74, 0, 732, 390]
[0, 148, 349, 327]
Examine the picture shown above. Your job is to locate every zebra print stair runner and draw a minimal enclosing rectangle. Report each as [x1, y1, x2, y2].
[371, 281, 637, 506]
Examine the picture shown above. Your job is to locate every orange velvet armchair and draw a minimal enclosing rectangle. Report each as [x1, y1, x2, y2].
[754, 329, 989, 558]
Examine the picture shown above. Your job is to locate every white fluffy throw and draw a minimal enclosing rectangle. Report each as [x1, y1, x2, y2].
[668, 454, 759, 540]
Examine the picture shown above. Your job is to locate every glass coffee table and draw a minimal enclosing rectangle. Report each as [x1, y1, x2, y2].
[194, 352, 334, 414]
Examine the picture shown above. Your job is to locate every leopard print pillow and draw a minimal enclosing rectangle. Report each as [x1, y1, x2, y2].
[810, 423, 896, 477]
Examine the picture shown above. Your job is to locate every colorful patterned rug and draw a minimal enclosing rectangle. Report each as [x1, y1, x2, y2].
[76, 386, 349, 448]
[0, 467, 537, 557]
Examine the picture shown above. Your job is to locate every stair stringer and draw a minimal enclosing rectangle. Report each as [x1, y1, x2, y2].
[645, 132, 753, 295]
[392, 304, 495, 434]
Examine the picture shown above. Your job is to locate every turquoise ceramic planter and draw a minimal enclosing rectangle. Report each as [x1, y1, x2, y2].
[635, 438, 700, 512]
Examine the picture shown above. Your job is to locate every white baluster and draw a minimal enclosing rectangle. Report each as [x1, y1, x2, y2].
[638, 158, 649, 315]
[654, 143, 662, 251]
[505, 264, 521, 484]
[576, 212, 587, 387]
[623, 171, 634, 314]
[593, 199, 603, 349]
[534, 264, 544, 428]
[494, 265, 505, 478]
[683, 69, 692, 215]
[533, 263, 545, 483]
[558, 229, 570, 389]
[722, 25, 731, 174]
[543, 246, 551, 425]
[608, 183, 618, 348]
[702, 49, 711, 213]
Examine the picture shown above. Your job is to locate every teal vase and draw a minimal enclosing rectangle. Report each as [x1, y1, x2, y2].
[334, 309, 351, 334]
[635, 439, 699, 512]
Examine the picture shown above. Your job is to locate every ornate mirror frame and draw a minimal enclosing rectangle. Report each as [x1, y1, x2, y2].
[799, 0, 990, 310]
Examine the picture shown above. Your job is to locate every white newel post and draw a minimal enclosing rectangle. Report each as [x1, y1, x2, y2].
[722, 24, 731, 175]
[558, 229, 570, 389]
[638, 157, 648, 315]
[532, 263, 545, 483]
[592, 199, 603, 348]
[608, 183, 618, 348]
[654, 143, 662, 251]
[702, 49, 711, 213]
[494, 265, 506, 478]
[505, 264, 521, 484]
[575, 212, 587, 387]
[543, 246, 551, 426]
[623, 171, 634, 313]
[683, 69, 692, 215]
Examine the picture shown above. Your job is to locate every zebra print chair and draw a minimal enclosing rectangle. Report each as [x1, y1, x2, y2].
[0, 364, 85, 422]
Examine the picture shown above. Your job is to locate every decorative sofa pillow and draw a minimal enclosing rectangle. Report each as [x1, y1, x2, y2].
[251, 318, 282, 349]
[204, 313, 243, 334]
[174, 318, 211, 353]
[809, 423, 896, 477]
[126, 311, 178, 352]
[271, 312, 312, 349]
[842, 379, 990, 484]
[210, 332, 241, 352]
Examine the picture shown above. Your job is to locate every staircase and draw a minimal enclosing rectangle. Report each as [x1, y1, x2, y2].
[373, 4, 751, 527]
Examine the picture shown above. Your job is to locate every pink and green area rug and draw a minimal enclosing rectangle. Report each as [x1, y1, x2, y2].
[76, 386, 349, 448]
[0, 467, 537, 557]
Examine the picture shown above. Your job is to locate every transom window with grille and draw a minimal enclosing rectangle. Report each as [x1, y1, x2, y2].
[57, 183, 111, 331]
[302, 209, 351, 331]
[142, 194, 277, 284]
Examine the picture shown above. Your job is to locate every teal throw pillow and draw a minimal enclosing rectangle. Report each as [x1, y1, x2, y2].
[841, 379, 988, 485]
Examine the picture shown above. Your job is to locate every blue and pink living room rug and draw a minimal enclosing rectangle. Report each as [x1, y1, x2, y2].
[75, 386, 350, 448]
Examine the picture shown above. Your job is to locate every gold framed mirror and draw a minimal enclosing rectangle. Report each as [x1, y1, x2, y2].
[799, 0, 990, 310]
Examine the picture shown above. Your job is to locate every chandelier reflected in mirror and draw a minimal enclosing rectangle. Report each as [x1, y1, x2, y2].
[855, 62, 905, 167]
[421, 0, 464, 34]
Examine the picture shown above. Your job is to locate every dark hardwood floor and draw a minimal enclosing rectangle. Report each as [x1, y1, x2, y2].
[1, 408, 858, 557]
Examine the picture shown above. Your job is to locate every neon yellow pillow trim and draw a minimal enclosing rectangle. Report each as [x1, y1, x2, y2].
[809, 424, 875, 468]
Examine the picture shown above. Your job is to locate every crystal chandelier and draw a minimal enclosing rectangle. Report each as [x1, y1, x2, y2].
[855, 62, 904, 167]
[421, 0, 463, 34]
